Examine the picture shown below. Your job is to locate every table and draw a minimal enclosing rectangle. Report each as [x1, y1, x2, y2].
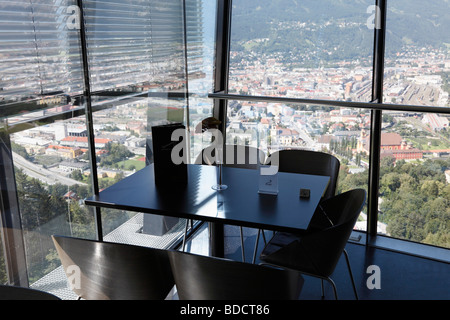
[85, 164, 330, 256]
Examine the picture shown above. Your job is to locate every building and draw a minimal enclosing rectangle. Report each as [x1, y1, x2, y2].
[58, 160, 89, 173]
[46, 145, 85, 159]
[357, 131, 423, 161]
[60, 136, 111, 149]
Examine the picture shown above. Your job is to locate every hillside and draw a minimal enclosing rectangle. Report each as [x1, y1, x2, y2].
[230, 0, 450, 59]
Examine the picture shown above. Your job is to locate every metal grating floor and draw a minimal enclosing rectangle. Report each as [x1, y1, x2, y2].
[30, 212, 188, 300]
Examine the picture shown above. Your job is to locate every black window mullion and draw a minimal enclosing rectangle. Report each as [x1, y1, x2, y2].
[213, 0, 231, 135]
[77, 0, 103, 241]
[367, 0, 387, 239]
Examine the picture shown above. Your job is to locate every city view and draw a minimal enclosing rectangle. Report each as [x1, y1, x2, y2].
[224, 0, 449, 248]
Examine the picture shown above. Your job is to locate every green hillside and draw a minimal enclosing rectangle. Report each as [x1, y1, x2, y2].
[230, 0, 450, 59]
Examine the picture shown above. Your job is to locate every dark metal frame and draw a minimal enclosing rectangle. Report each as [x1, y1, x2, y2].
[77, 0, 103, 241]
[367, 0, 387, 240]
[208, 0, 233, 257]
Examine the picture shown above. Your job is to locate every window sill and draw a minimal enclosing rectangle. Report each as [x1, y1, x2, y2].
[349, 231, 450, 264]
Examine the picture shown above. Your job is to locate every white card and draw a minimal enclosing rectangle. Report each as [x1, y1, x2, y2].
[258, 165, 278, 195]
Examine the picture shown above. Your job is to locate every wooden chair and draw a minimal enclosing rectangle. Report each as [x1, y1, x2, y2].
[168, 250, 303, 300]
[260, 189, 366, 299]
[253, 149, 341, 262]
[52, 235, 174, 300]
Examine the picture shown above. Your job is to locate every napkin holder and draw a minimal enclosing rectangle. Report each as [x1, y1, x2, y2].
[151, 123, 187, 187]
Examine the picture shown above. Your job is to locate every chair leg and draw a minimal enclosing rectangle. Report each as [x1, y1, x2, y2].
[321, 279, 325, 298]
[240, 226, 246, 262]
[252, 229, 261, 264]
[251, 228, 267, 263]
[261, 229, 267, 245]
[343, 249, 359, 300]
[326, 277, 338, 300]
[182, 219, 189, 252]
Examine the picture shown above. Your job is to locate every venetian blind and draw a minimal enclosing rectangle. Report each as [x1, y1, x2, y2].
[0, 0, 84, 109]
[82, 0, 187, 93]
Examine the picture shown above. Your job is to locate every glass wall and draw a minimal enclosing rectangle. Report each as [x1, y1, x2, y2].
[0, 0, 217, 296]
[378, 0, 450, 248]
[225, 100, 370, 228]
[10, 116, 96, 284]
[229, 0, 374, 102]
[1, 0, 87, 289]
[377, 111, 450, 248]
[227, 0, 375, 230]
[227, 0, 450, 249]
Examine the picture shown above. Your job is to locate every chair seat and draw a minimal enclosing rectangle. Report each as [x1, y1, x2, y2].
[260, 233, 320, 277]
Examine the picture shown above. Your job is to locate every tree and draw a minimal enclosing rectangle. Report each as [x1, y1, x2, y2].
[70, 170, 84, 181]
[100, 143, 135, 167]
[420, 180, 441, 198]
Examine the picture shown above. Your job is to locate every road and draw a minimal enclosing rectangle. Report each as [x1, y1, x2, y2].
[13, 152, 87, 186]
[292, 121, 318, 150]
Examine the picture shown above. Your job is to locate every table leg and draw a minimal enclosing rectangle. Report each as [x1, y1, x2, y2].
[209, 222, 224, 257]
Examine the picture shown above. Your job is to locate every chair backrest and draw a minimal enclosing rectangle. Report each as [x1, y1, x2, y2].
[300, 189, 366, 277]
[52, 235, 174, 300]
[195, 144, 265, 169]
[0, 285, 61, 300]
[168, 250, 303, 300]
[265, 149, 340, 199]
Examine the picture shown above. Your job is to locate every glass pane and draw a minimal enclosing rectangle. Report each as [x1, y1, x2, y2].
[82, 0, 216, 247]
[187, 0, 217, 162]
[0, 0, 217, 298]
[378, 111, 450, 248]
[0, 0, 84, 122]
[229, 0, 374, 102]
[10, 115, 94, 297]
[225, 100, 370, 229]
[384, 0, 450, 108]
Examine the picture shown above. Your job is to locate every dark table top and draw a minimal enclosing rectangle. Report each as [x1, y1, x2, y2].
[85, 164, 330, 233]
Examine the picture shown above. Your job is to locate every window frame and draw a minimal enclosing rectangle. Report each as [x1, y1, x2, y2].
[212, 0, 450, 254]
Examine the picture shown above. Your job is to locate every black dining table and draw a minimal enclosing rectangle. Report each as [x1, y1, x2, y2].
[85, 164, 330, 257]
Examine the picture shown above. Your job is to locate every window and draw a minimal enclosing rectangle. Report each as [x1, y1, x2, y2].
[384, 0, 449, 108]
[0, 0, 84, 124]
[229, 0, 373, 102]
[377, 1, 450, 248]
[0, 0, 216, 294]
[225, 100, 370, 227]
[1, 0, 86, 288]
[11, 116, 96, 283]
[228, 0, 375, 229]
[226, 0, 450, 249]
[378, 114, 450, 248]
